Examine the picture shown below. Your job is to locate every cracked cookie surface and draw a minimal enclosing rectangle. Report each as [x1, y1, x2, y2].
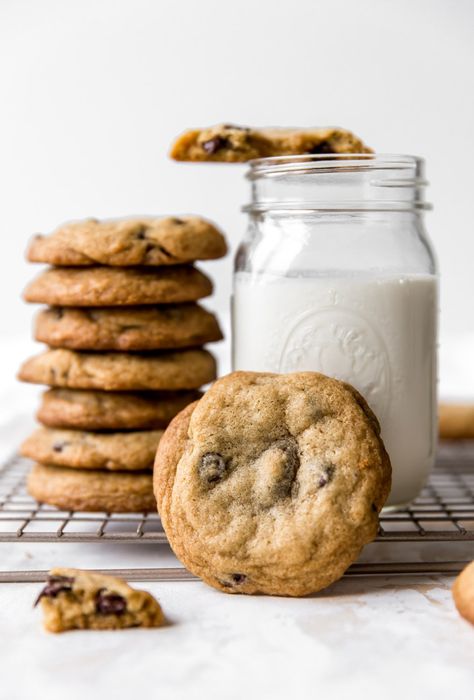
[170, 124, 372, 162]
[28, 463, 156, 512]
[154, 371, 391, 597]
[23, 265, 212, 306]
[34, 304, 223, 350]
[18, 348, 216, 391]
[21, 427, 162, 470]
[35, 568, 165, 632]
[27, 216, 227, 266]
[37, 388, 201, 430]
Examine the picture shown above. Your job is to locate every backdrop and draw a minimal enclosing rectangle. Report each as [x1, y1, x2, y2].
[1, 0, 473, 397]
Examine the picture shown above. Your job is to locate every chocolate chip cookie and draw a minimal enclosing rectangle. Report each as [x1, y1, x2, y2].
[21, 427, 162, 471]
[28, 463, 156, 512]
[23, 266, 212, 306]
[439, 403, 474, 440]
[34, 304, 223, 350]
[453, 561, 474, 624]
[27, 216, 227, 267]
[154, 371, 391, 597]
[170, 124, 373, 162]
[18, 348, 216, 391]
[35, 568, 165, 632]
[37, 388, 201, 430]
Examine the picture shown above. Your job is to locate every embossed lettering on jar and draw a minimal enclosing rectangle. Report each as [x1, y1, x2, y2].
[232, 154, 438, 507]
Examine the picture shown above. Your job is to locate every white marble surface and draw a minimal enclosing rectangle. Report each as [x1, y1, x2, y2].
[1, 333, 474, 699]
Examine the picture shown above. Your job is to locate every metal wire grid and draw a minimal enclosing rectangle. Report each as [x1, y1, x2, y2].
[0, 445, 473, 582]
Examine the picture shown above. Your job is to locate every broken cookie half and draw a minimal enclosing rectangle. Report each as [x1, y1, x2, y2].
[170, 124, 373, 162]
[35, 568, 165, 632]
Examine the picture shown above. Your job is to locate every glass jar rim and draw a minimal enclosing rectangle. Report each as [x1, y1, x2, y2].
[247, 153, 424, 177]
[244, 153, 431, 212]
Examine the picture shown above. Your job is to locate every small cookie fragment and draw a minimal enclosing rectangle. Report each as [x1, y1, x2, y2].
[154, 371, 391, 597]
[35, 568, 165, 632]
[439, 404, 474, 440]
[37, 388, 201, 431]
[21, 427, 163, 471]
[18, 347, 217, 391]
[34, 304, 223, 351]
[170, 124, 373, 162]
[452, 561, 474, 624]
[27, 463, 155, 513]
[23, 265, 212, 307]
[27, 216, 227, 266]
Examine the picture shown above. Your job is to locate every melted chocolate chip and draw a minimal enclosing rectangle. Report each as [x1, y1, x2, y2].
[95, 589, 127, 615]
[171, 217, 185, 225]
[202, 136, 229, 154]
[272, 438, 300, 498]
[52, 441, 68, 453]
[220, 573, 247, 587]
[371, 503, 378, 513]
[199, 452, 228, 485]
[308, 142, 333, 155]
[34, 575, 74, 606]
[136, 229, 147, 240]
[318, 464, 335, 488]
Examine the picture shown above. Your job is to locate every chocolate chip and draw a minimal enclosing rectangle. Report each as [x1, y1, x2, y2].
[171, 217, 185, 225]
[318, 464, 335, 488]
[136, 228, 147, 240]
[52, 441, 68, 452]
[202, 136, 229, 154]
[95, 589, 127, 615]
[52, 307, 64, 320]
[199, 452, 228, 485]
[371, 503, 378, 513]
[308, 141, 333, 154]
[219, 573, 247, 587]
[272, 439, 300, 498]
[34, 575, 74, 606]
[83, 309, 100, 323]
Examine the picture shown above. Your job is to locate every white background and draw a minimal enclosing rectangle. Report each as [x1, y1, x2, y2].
[1, 5, 474, 697]
[1, 0, 474, 348]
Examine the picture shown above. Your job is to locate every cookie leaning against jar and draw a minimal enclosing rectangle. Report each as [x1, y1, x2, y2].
[170, 124, 373, 162]
[154, 371, 391, 597]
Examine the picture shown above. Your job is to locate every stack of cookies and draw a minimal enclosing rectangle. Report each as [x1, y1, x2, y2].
[18, 216, 226, 513]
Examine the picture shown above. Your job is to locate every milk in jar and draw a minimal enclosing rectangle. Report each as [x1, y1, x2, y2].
[232, 272, 437, 506]
[233, 154, 438, 507]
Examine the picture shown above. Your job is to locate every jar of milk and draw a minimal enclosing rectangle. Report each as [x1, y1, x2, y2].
[232, 154, 437, 507]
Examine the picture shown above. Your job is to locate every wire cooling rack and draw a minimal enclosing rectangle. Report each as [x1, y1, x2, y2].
[0, 443, 473, 582]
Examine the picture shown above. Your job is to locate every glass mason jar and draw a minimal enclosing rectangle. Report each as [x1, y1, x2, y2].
[232, 154, 438, 508]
